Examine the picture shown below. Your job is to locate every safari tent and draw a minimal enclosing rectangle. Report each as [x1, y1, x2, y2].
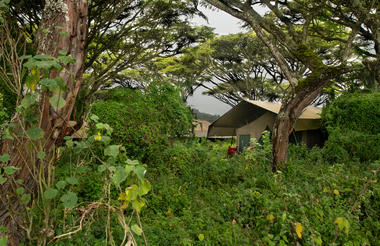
[207, 100, 324, 152]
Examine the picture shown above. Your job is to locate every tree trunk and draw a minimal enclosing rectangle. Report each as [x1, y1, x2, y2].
[271, 67, 343, 171]
[0, 1, 87, 245]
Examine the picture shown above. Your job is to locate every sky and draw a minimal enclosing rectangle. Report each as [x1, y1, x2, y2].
[186, 7, 244, 115]
[186, 5, 268, 116]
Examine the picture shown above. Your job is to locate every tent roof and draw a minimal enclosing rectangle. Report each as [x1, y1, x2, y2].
[207, 100, 322, 137]
[245, 100, 322, 119]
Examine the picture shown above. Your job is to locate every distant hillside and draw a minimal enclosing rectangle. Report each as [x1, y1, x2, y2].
[192, 108, 220, 123]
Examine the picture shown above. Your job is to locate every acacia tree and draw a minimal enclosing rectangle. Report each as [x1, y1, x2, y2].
[0, 0, 88, 244]
[203, 0, 364, 170]
[5, 0, 212, 119]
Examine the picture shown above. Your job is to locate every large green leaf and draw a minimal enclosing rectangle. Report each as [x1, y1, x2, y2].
[60, 192, 78, 209]
[112, 166, 127, 186]
[134, 165, 146, 181]
[56, 180, 67, 190]
[21, 93, 38, 109]
[49, 95, 66, 110]
[26, 127, 44, 140]
[44, 188, 59, 200]
[0, 154, 10, 163]
[104, 145, 120, 158]
[131, 224, 142, 236]
[65, 177, 78, 185]
[139, 179, 151, 196]
[3, 166, 20, 175]
[0, 175, 7, 185]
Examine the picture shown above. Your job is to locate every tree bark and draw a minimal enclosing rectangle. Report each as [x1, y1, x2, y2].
[0, 1, 87, 245]
[271, 65, 346, 171]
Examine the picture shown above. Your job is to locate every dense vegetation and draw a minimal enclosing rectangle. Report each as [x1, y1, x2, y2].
[1, 0, 380, 245]
[45, 129, 380, 245]
[24, 90, 376, 245]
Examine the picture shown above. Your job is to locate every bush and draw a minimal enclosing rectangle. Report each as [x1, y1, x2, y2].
[322, 91, 380, 162]
[322, 90, 380, 134]
[138, 139, 380, 245]
[90, 83, 193, 161]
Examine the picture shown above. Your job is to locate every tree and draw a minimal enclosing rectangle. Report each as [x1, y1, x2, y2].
[0, 0, 87, 244]
[6, 0, 213, 119]
[203, 0, 360, 170]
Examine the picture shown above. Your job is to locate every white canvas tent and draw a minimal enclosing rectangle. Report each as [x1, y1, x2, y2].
[207, 100, 323, 151]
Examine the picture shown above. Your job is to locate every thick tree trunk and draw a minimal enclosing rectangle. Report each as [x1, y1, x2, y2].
[270, 67, 343, 171]
[0, 1, 87, 245]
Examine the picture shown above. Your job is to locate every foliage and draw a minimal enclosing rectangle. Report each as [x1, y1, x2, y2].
[0, 93, 9, 126]
[322, 91, 380, 163]
[90, 83, 193, 161]
[322, 91, 380, 134]
[128, 138, 380, 245]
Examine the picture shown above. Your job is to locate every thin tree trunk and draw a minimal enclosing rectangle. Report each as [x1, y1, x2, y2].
[0, 1, 87, 245]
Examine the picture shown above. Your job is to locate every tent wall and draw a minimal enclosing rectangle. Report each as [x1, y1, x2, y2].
[236, 112, 276, 150]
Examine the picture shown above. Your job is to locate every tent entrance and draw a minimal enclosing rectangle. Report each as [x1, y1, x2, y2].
[239, 134, 251, 152]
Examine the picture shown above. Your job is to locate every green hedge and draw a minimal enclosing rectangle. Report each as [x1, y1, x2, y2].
[322, 91, 380, 162]
[90, 83, 193, 161]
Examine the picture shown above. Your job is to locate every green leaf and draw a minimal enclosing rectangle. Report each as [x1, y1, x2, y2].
[39, 78, 59, 92]
[21, 93, 38, 109]
[0, 175, 7, 185]
[37, 151, 46, 160]
[90, 114, 99, 122]
[58, 55, 75, 65]
[56, 180, 67, 190]
[21, 194, 31, 204]
[58, 50, 68, 55]
[139, 179, 151, 196]
[125, 165, 134, 175]
[16, 179, 24, 184]
[126, 159, 139, 165]
[134, 166, 146, 181]
[132, 197, 145, 213]
[104, 145, 119, 159]
[113, 166, 127, 186]
[44, 188, 58, 200]
[98, 165, 106, 173]
[16, 187, 24, 195]
[0, 235, 8, 246]
[19, 55, 32, 60]
[198, 234, 205, 241]
[77, 166, 87, 175]
[3, 166, 20, 175]
[49, 95, 66, 110]
[131, 224, 142, 236]
[33, 54, 52, 60]
[54, 77, 66, 92]
[60, 192, 78, 209]
[26, 127, 44, 140]
[65, 177, 78, 185]
[0, 154, 10, 163]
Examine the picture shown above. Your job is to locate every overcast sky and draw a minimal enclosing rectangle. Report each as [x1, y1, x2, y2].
[186, 7, 244, 115]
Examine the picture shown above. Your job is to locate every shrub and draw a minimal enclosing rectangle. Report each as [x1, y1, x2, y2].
[90, 83, 193, 161]
[322, 91, 380, 162]
[322, 90, 380, 134]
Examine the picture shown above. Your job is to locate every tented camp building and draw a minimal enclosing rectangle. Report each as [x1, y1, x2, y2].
[207, 100, 324, 152]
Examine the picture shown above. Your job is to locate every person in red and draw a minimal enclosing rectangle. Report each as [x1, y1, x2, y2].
[227, 146, 237, 156]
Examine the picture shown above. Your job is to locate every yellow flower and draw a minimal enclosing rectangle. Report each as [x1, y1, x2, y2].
[94, 132, 102, 141]
[333, 189, 339, 195]
[295, 222, 305, 239]
[266, 214, 274, 222]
